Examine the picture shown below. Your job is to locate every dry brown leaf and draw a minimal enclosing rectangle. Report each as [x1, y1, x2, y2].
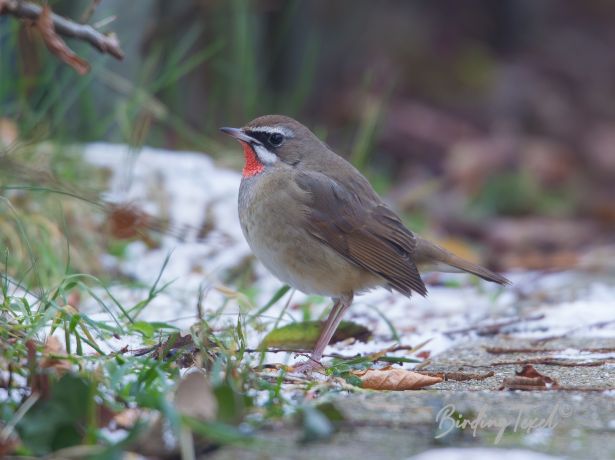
[499, 364, 560, 391]
[36, 6, 90, 75]
[416, 350, 431, 359]
[113, 408, 142, 430]
[174, 371, 217, 421]
[107, 204, 149, 239]
[40, 336, 71, 374]
[353, 367, 443, 391]
[134, 371, 217, 457]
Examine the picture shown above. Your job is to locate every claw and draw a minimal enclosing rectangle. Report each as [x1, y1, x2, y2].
[291, 359, 325, 374]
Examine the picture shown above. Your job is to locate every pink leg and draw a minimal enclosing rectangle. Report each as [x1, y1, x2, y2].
[293, 294, 353, 373]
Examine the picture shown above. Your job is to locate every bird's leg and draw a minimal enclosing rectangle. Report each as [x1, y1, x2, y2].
[293, 294, 353, 373]
[310, 294, 353, 362]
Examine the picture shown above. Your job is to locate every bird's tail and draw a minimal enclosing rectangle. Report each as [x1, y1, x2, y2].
[415, 237, 511, 285]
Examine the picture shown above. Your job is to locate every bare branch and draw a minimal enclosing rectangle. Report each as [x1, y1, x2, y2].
[0, 0, 124, 60]
[36, 5, 90, 75]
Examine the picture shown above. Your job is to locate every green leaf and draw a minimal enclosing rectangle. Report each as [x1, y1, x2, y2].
[131, 321, 156, 338]
[17, 374, 95, 455]
[326, 355, 374, 375]
[214, 382, 245, 425]
[259, 320, 370, 350]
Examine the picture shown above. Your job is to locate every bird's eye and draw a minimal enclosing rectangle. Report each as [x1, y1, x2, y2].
[268, 132, 284, 147]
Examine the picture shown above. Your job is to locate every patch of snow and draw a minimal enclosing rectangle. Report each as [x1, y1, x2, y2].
[79, 143, 615, 364]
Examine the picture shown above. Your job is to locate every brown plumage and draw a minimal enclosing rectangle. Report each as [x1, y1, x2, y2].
[294, 170, 427, 297]
[221, 115, 510, 372]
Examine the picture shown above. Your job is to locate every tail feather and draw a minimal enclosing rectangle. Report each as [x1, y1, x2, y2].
[415, 237, 511, 285]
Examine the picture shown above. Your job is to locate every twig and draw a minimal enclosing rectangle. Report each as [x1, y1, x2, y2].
[444, 314, 545, 337]
[486, 346, 615, 354]
[243, 345, 426, 363]
[1, 0, 124, 60]
[130, 333, 196, 357]
[417, 370, 495, 382]
[491, 358, 607, 367]
[531, 320, 615, 345]
[500, 380, 612, 392]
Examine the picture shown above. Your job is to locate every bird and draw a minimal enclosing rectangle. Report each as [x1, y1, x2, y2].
[220, 115, 509, 372]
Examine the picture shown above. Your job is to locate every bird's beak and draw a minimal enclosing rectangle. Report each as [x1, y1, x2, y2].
[219, 127, 261, 145]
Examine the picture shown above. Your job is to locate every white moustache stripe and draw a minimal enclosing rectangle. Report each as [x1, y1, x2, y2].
[248, 126, 294, 138]
[253, 144, 278, 165]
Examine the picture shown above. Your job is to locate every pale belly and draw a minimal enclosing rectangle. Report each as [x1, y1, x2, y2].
[238, 179, 382, 297]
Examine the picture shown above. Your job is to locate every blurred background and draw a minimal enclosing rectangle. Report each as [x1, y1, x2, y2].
[2, 0, 615, 275]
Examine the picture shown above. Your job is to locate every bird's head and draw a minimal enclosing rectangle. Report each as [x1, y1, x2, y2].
[220, 115, 325, 178]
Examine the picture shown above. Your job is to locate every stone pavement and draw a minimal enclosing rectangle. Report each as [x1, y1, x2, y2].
[211, 337, 615, 460]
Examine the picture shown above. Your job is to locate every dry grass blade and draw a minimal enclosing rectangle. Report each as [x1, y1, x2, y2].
[40, 336, 71, 374]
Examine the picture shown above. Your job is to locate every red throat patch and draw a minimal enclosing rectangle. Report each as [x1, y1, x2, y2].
[241, 142, 265, 178]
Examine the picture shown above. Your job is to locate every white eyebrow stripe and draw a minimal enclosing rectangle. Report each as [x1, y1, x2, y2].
[248, 126, 294, 138]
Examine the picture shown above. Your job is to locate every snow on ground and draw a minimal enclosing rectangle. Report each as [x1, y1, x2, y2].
[82, 143, 615, 363]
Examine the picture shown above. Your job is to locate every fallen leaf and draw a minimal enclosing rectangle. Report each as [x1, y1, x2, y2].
[40, 336, 71, 374]
[260, 320, 371, 350]
[107, 204, 150, 239]
[174, 371, 217, 421]
[499, 364, 560, 391]
[36, 6, 90, 75]
[353, 367, 442, 390]
[113, 408, 142, 430]
[133, 371, 217, 457]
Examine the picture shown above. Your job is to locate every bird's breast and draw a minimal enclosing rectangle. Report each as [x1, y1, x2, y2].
[238, 175, 382, 297]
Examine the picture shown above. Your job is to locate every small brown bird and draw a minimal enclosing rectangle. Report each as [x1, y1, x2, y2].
[221, 115, 509, 372]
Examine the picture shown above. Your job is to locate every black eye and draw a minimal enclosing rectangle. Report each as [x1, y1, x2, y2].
[268, 132, 284, 147]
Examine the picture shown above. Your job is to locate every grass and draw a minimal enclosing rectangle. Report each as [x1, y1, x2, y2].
[0, 236, 323, 456]
[0, 148, 438, 455]
[0, 3, 467, 456]
[1, 142, 390, 455]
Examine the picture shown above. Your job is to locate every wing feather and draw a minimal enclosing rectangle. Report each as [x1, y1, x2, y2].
[294, 171, 427, 297]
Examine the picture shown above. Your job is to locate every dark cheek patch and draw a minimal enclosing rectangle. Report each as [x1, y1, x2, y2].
[241, 141, 265, 178]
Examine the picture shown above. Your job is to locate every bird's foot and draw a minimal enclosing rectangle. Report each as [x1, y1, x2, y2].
[291, 358, 325, 374]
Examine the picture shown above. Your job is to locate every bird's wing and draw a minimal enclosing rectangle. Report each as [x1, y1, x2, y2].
[294, 170, 427, 297]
